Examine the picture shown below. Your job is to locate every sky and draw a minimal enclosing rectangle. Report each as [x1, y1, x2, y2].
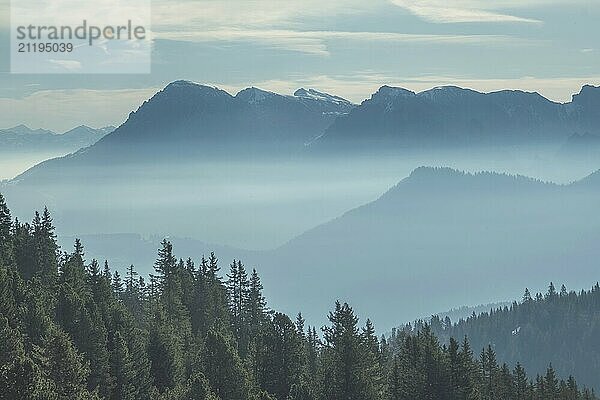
[0, 0, 599, 131]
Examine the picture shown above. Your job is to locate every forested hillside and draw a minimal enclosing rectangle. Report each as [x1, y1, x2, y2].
[0, 193, 596, 400]
[425, 283, 600, 391]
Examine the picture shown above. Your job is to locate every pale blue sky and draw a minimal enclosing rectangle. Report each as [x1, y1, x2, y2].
[0, 0, 599, 131]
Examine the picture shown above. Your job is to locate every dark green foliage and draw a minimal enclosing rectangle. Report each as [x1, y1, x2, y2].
[203, 327, 250, 399]
[428, 283, 600, 391]
[0, 196, 596, 400]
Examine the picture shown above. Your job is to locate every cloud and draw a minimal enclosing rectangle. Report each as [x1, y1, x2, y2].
[158, 29, 519, 55]
[48, 59, 82, 71]
[390, 0, 543, 24]
[0, 88, 157, 132]
[151, 0, 371, 31]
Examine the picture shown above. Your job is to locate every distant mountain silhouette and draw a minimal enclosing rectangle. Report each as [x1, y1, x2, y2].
[11, 82, 600, 183]
[0, 124, 112, 151]
[89, 80, 354, 155]
[254, 167, 600, 329]
[11, 81, 355, 182]
[316, 85, 600, 150]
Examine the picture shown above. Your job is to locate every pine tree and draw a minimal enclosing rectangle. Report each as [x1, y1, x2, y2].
[320, 301, 372, 400]
[227, 260, 250, 354]
[155, 239, 177, 287]
[448, 337, 466, 399]
[182, 372, 219, 400]
[43, 325, 93, 399]
[34, 207, 59, 281]
[296, 312, 305, 337]
[361, 319, 384, 399]
[546, 282, 557, 300]
[113, 271, 124, 298]
[544, 364, 559, 399]
[0, 314, 56, 399]
[514, 362, 529, 400]
[147, 316, 185, 392]
[203, 327, 250, 400]
[522, 288, 532, 303]
[109, 330, 136, 400]
[0, 194, 14, 268]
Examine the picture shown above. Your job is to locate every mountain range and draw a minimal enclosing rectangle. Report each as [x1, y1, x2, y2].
[3, 81, 600, 329]
[318, 84, 600, 150]
[0, 124, 113, 151]
[79, 81, 355, 156]
[10, 82, 600, 183]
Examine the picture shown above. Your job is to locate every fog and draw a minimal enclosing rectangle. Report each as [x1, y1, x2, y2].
[3, 145, 600, 329]
[4, 146, 597, 249]
[0, 151, 71, 181]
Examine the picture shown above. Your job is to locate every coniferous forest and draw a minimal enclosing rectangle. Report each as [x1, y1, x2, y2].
[0, 193, 597, 400]
[426, 282, 600, 392]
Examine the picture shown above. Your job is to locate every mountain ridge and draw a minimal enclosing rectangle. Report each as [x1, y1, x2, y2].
[253, 166, 600, 330]
[317, 84, 598, 149]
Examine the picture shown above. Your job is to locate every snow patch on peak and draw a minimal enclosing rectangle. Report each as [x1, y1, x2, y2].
[236, 87, 278, 104]
[294, 88, 353, 106]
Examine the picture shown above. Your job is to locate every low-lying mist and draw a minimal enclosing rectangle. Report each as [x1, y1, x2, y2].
[3, 145, 600, 329]
[3, 146, 598, 250]
[0, 151, 72, 181]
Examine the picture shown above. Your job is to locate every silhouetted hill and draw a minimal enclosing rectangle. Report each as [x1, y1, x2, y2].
[255, 167, 600, 330]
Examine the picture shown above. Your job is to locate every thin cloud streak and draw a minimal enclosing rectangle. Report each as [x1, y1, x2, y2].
[390, 0, 542, 24]
[157, 29, 523, 55]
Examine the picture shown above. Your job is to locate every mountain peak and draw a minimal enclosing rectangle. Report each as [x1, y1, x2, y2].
[407, 166, 465, 181]
[161, 80, 229, 97]
[1, 124, 54, 135]
[11, 123, 31, 131]
[580, 84, 600, 93]
[374, 85, 415, 99]
[293, 88, 353, 106]
[165, 80, 211, 89]
[235, 87, 278, 104]
[418, 85, 480, 100]
[572, 84, 600, 102]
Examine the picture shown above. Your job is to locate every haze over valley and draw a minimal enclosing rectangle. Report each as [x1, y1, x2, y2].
[2, 81, 600, 329]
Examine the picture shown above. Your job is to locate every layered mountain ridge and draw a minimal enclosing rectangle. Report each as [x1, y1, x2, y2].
[0, 124, 113, 150]
[318, 84, 600, 149]
[11, 81, 600, 182]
